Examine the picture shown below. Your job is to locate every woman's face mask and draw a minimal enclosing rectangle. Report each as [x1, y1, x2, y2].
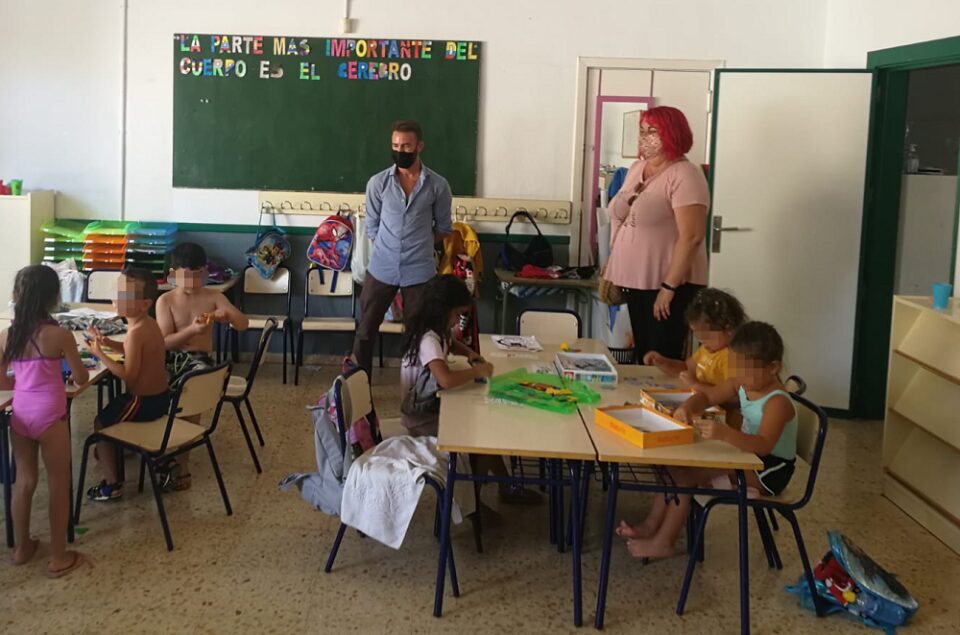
[638, 127, 663, 159]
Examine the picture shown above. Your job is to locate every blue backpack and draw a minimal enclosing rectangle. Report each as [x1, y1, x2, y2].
[786, 531, 918, 634]
[245, 210, 291, 279]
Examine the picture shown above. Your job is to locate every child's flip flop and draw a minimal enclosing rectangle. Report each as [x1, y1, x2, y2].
[46, 551, 88, 579]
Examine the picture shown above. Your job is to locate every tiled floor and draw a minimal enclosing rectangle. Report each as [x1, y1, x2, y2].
[2, 363, 958, 634]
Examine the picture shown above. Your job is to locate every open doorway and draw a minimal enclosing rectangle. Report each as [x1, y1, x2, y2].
[894, 64, 960, 297]
[572, 58, 722, 269]
[571, 58, 721, 347]
[852, 37, 960, 419]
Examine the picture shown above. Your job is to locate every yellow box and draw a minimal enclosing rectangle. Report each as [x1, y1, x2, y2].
[594, 404, 695, 449]
[637, 388, 725, 422]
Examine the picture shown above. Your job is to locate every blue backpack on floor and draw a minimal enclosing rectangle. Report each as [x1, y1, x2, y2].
[786, 531, 918, 634]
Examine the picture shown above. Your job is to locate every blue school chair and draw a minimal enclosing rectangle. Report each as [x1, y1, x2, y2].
[323, 366, 481, 581]
[676, 389, 830, 618]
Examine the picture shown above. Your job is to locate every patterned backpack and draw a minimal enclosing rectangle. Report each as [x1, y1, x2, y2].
[307, 209, 354, 271]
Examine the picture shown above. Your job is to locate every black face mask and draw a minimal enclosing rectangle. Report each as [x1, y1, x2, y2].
[392, 150, 417, 169]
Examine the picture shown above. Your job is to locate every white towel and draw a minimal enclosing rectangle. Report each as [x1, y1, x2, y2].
[340, 436, 475, 550]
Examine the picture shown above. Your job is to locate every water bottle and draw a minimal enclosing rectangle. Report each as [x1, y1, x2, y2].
[905, 144, 920, 174]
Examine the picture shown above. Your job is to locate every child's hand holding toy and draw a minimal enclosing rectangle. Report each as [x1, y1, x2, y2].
[693, 418, 728, 443]
[190, 314, 214, 335]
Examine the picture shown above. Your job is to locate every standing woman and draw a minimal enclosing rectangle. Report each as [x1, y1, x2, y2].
[604, 106, 709, 362]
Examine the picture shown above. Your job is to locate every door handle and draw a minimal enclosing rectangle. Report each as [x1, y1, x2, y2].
[711, 216, 752, 253]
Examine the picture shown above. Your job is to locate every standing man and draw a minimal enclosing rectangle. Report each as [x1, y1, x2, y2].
[352, 120, 453, 373]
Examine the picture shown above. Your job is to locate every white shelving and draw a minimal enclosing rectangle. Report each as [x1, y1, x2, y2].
[884, 295, 960, 553]
[0, 191, 55, 306]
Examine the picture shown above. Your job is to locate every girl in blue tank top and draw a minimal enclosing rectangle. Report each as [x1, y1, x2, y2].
[617, 321, 798, 561]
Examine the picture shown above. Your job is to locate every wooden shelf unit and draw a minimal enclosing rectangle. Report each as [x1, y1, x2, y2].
[884, 296, 960, 553]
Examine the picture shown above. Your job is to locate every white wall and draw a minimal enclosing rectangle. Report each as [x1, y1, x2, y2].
[126, 0, 829, 224]
[0, 0, 830, 225]
[823, 0, 960, 66]
[10, 2, 960, 225]
[0, 0, 124, 219]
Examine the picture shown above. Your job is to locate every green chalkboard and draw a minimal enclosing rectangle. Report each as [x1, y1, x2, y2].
[172, 34, 480, 194]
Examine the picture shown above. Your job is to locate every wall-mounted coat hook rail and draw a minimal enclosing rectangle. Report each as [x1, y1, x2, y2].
[258, 192, 572, 224]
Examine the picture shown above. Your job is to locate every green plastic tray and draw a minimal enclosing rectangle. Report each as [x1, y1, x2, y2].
[487, 368, 600, 414]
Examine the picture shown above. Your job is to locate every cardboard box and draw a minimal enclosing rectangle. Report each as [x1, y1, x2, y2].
[638, 389, 725, 421]
[594, 404, 695, 448]
[554, 352, 618, 384]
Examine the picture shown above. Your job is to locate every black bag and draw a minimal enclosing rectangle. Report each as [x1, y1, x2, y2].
[499, 210, 554, 271]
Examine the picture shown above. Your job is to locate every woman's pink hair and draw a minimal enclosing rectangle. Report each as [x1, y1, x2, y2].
[640, 106, 693, 160]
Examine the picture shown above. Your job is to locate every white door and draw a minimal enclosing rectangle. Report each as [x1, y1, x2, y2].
[709, 70, 873, 410]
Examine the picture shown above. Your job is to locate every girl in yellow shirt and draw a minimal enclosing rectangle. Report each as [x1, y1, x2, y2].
[643, 287, 746, 405]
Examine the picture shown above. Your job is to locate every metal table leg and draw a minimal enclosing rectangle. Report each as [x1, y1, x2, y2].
[594, 463, 620, 629]
[433, 451, 459, 617]
[736, 469, 751, 635]
[1, 413, 13, 549]
[569, 460, 583, 627]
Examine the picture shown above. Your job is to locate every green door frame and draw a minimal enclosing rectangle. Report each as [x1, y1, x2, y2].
[850, 35, 960, 419]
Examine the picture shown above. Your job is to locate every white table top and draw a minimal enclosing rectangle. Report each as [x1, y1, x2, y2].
[437, 391, 597, 461]
[432, 339, 762, 470]
[579, 366, 762, 470]
[480, 335, 611, 370]
[438, 337, 610, 461]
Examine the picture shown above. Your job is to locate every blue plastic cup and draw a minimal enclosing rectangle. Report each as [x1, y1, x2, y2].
[932, 282, 953, 310]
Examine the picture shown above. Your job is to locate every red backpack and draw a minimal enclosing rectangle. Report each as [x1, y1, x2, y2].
[307, 210, 354, 271]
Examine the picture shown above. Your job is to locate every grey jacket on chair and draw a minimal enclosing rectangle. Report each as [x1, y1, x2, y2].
[278, 392, 353, 517]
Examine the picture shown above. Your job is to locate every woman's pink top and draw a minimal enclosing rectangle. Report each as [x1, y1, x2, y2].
[605, 158, 710, 290]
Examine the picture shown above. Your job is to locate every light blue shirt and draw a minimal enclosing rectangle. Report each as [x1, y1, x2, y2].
[738, 387, 798, 460]
[365, 163, 453, 287]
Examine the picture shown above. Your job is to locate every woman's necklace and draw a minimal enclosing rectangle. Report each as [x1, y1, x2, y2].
[626, 157, 677, 226]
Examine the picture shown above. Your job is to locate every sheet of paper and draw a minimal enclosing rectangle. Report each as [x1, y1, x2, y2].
[490, 334, 542, 352]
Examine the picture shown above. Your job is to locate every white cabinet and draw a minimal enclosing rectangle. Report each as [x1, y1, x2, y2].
[894, 175, 958, 296]
[884, 295, 960, 553]
[0, 191, 55, 306]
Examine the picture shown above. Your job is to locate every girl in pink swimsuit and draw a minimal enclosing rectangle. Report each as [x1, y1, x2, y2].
[1, 265, 89, 577]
